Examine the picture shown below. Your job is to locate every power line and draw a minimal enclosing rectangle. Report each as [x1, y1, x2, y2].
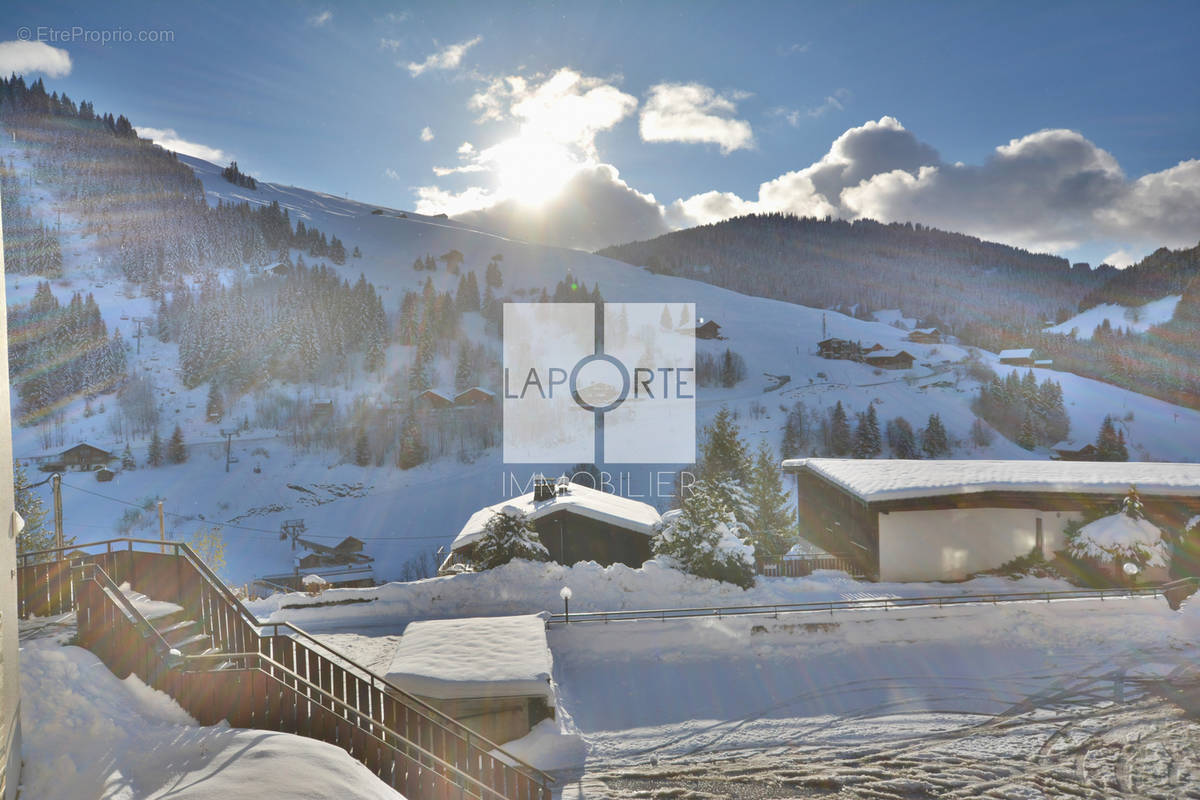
[58, 480, 453, 542]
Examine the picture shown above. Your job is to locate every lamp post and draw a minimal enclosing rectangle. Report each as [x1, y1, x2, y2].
[560, 585, 572, 624]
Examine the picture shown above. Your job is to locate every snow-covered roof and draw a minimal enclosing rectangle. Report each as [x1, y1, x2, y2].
[781, 459, 1200, 503]
[450, 482, 661, 551]
[455, 386, 495, 398]
[1073, 513, 1166, 567]
[417, 388, 453, 401]
[384, 615, 554, 702]
[865, 349, 913, 360]
[784, 540, 831, 558]
[998, 348, 1035, 360]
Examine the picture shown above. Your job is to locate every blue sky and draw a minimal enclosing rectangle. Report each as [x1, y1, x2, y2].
[3, 0, 1199, 265]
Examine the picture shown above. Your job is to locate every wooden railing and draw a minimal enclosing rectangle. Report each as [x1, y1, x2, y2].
[19, 539, 554, 800]
[756, 554, 863, 578]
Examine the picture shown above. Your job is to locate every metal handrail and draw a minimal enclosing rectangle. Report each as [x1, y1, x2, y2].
[546, 578, 1199, 626]
[182, 651, 515, 800]
[24, 537, 553, 790]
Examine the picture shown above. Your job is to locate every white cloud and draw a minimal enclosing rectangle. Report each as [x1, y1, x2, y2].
[640, 83, 754, 154]
[307, 10, 332, 27]
[135, 127, 229, 164]
[407, 36, 482, 77]
[420, 126, 434, 142]
[0, 40, 71, 77]
[1101, 248, 1139, 268]
[384, 168, 401, 180]
[451, 163, 669, 251]
[804, 88, 851, 119]
[379, 38, 403, 51]
[414, 184, 496, 216]
[665, 116, 1200, 259]
[779, 42, 811, 55]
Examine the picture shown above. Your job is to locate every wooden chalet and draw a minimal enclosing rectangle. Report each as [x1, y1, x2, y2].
[694, 320, 722, 339]
[907, 327, 942, 344]
[48, 443, 114, 472]
[454, 387, 496, 407]
[782, 458, 1200, 582]
[415, 389, 454, 411]
[864, 349, 915, 370]
[441, 477, 660, 573]
[998, 348, 1037, 366]
[817, 337, 864, 360]
[1051, 441, 1100, 461]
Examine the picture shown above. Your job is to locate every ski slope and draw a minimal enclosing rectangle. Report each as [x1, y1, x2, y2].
[1045, 295, 1182, 339]
[6, 148, 1200, 585]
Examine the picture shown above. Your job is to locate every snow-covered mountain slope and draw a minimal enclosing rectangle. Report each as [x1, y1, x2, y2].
[1045, 295, 1182, 339]
[8, 149, 1200, 587]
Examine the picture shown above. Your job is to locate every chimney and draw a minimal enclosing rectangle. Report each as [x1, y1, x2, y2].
[555, 475, 570, 496]
[532, 474, 554, 502]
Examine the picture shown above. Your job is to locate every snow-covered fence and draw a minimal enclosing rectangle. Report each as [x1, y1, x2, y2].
[757, 555, 862, 578]
[544, 579, 1199, 626]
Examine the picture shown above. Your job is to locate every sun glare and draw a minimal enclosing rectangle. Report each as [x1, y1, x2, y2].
[488, 133, 581, 207]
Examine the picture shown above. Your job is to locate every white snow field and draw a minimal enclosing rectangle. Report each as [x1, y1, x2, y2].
[1046, 294, 1182, 339]
[18, 631, 403, 800]
[242, 561, 1200, 795]
[6, 141, 1200, 587]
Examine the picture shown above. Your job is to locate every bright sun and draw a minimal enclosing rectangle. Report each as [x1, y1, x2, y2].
[488, 133, 581, 207]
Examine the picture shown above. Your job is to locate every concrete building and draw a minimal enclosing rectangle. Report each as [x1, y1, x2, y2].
[782, 458, 1200, 582]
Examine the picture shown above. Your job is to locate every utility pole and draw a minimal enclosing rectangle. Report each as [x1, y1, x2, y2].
[219, 428, 238, 472]
[51, 473, 63, 551]
[280, 519, 306, 551]
[158, 500, 166, 554]
[132, 317, 154, 355]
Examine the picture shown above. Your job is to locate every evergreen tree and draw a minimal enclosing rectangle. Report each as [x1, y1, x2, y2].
[660, 304, 673, 329]
[887, 416, 919, 458]
[781, 402, 808, 458]
[652, 481, 756, 588]
[206, 382, 223, 421]
[830, 401, 851, 456]
[1017, 410, 1037, 450]
[14, 463, 53, 556]
[397, 414, 425, 469]
[120, 445, 136, 470]
[921, 413, 949, 457]
[699, 407, 751, 519]
[354, 430, 371, 467]
[701, 407, 750, 486]
[485, 259, 503, 288]
[746, 442, 793, 557]
[852, 404, 882, 458]
[474, 509, 548, 570]
[147, 429, 164, 467]
[167, 424, 187, 464]
[1096, 415, 1128, 461]
[969, 417, 994, 447]
[454, 346, 473, 392]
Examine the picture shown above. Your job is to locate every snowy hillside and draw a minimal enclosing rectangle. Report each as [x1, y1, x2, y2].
[1045, 295, 1182, 339]
[8, 146, 1200, 587]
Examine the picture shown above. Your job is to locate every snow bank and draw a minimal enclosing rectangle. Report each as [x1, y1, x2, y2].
[490, 719, 587, 772]
[248, 557, 1075, 631]
[19, 639, 403, 799]
[385, 615, 554, 702]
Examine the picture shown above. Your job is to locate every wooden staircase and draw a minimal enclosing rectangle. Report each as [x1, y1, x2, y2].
[19, 538, 554, 800]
